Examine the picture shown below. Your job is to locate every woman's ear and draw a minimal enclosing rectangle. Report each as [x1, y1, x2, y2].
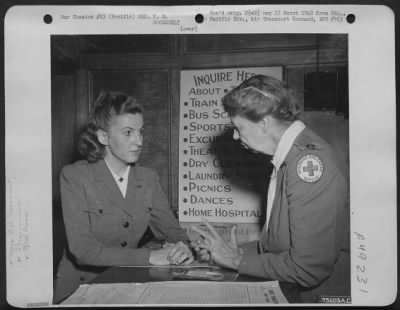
[96, 129, 108, 146]
[260, 116, 270, 134]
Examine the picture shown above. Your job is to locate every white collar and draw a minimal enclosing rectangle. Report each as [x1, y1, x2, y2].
[104, 159, 130, 182]
[271, 120, 306, 170]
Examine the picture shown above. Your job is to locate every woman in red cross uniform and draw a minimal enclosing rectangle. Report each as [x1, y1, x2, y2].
[193, 74, 350, 303]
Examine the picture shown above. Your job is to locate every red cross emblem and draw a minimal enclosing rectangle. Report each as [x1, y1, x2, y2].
[302, 160, 319, 177]
[296, 155, 324, 182]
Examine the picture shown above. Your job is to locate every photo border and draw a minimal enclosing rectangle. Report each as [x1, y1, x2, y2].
[2, 1, 398, 307]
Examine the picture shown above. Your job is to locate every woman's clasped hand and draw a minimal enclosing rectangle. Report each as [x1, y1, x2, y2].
[149, 241, 194, 266]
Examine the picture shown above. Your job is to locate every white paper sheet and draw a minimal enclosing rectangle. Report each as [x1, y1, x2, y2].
[62, 281, 287, 305]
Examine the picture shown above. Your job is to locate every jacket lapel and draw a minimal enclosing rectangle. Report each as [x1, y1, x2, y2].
[271, 163, 286, 218]
[124, 165, 147, 215]
[125, 165, 143, 210]
[92, 160, 129, 215]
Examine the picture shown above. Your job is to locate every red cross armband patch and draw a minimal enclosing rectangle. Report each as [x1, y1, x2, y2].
[296, 154, 324, 183]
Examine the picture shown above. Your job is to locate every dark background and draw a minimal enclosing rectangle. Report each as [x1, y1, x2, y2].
[0, 1, 400, 309]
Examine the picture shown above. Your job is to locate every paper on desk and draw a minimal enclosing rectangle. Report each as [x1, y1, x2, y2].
[138, 281, 288, 304]
[62, 281, 288, 305]
[61, 283, 147, 305]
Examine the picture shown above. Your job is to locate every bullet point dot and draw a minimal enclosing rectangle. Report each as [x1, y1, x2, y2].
[183, 174, 188, 179]
[183, 198, 187, 203]
[43, 14, 53, 24]
[184, 138, 188, 142]
[183, 150, 188, 154]
[183, 162, 188, 167]
[346, 13, 356, 24]
[184, 126, 188, 130]
[183, 186, 188, 191]
[184, 102, 188, 106]
[184, 114, 188, 118]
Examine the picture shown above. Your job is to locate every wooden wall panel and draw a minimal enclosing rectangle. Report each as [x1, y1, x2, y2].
[51, 75, 75, 272]
[75, 70, 92, 134]
[80, 35, 172, 55]
[81, 48, 347, 71]
[170, 69, 180, 211]
[183, 34, 318, 53]
[52, 75, 76, 209]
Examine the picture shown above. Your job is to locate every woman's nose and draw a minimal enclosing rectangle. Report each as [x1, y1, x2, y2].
[133, 132, 143, 145]
[233, 129, 239, 140]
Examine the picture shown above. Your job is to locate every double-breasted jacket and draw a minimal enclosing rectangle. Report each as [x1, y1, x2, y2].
[54, 160, 189, 303]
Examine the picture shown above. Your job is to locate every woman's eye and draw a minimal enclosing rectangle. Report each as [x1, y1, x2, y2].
[124, 130, 131, 136]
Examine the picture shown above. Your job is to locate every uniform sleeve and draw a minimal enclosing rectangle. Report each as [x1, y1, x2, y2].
[240, 240, 260, 255]
[60, 166, 151, 267]
[238, 150, 348, 287]
[147, 171, 190, 243]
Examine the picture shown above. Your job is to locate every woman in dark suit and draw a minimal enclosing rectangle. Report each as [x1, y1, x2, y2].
[193, 75, 350, 303]
[54, 90, 193, 303]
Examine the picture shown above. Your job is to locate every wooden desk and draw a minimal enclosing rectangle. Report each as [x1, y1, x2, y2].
[90, 266, 303, 303]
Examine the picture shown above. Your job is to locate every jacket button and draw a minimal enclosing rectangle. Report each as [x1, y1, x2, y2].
[80, 276, 85, 282]
[98, 209, 103, 214]
[123, 221, 129, 228]
[120, 241, 127, 247]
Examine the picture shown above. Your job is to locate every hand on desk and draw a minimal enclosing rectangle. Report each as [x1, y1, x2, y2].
[191, 218, 244, 270]
[149, 241, 194, 266]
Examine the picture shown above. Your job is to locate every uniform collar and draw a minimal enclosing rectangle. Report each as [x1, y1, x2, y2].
[104, 159, 130, 183]
[271, 120, 306, 170]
